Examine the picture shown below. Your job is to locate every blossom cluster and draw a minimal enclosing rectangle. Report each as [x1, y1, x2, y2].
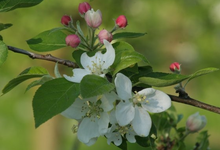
[62, 39, 171, 146]
[60, 1, 171, 146]
[61, 2, 127, 49]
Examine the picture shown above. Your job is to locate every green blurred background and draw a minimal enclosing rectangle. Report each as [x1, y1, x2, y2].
[0, 0, 220, 149]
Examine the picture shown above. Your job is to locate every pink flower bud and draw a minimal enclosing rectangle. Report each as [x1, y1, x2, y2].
[78, 2, 91, 15]
[116, 15, 128, 28]
[85, 9, 102, 28]
[61, 15, 71, 26]
[98, 29, 113, 44]
[169, 62, 181, 73]
[186, 112, 207, 133]
[65, 34, 81, 48]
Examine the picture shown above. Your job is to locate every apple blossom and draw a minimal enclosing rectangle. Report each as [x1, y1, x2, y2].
[116, 15, 128, 28]
[78, 2, 91, 15]
[85, 9, 102, 28]
[169, 62, 181, 73]
[114, 73, 171, 137]
[98, 29, 113, 44]
[65, 34, 81, 48]
[105, 110, 137, 146]
[61, 15, 71, 26]
[63, 40, 115, 83]
[186, 112, 207, 133]
[61, 92, 118, 145]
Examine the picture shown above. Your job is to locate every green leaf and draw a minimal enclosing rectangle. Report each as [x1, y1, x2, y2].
[112, 41, 135, 67]
[2, 66, 49, 95]
[80, 75, 115, 98]
[112, 41, 150, 76]
[54, 63, 62, 78]
[0, 0, 43, 12]
[27, 29, 67, 52]
[76, 20, 85, 39]
[177, 114, 184, 124]
[117, 138, 127, 150]
[172, 141, 186, 150]
[113, 51, 149, 76]
[25, 75, 54, 92]
[33, 78, 80, 128]
[48, 27, 70, 33]
[130, 66, 153, 87]
[0, 23, 12, 31]
[0, 40, 8, 66]
[139, 72, 189, 87]
[196, 131, 210, 150]
[113, 32, 146, 40]
[72, 49, 84, 68]
[151, 113, 172, 131]
[184, 67, 219, 87]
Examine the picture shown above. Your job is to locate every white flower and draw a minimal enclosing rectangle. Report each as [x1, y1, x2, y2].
[105, 110, 137, 146]
[114, 73, 171, 137]
[61, 92, 118, 145]
[63, 40, 115, 83]
[85, 9, 102, 28]
[186, 112, 207, 133]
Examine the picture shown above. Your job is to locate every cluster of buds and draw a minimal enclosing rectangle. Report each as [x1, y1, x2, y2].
[60, 2, 128, 49]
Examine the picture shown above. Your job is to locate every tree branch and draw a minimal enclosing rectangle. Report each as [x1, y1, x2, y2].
[168, 95, 220, 114]
[7, 45, 220, 114]
[7, 45, 78, 68]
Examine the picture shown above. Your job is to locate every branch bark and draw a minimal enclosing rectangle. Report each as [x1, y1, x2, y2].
[168, 95, 220, 114]
[7, 46, 78, 68]
[7, 45, 220, 114]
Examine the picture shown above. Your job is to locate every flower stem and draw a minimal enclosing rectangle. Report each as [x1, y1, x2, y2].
[110, 26, 117, 33]
[180, 131, 190, 141]
[90, 28, 96, 50]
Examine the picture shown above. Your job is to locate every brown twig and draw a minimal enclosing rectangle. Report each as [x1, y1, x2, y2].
[168, 94, 220, 114]
[7, 45, 78, 68]
[7, 45, 220, 114]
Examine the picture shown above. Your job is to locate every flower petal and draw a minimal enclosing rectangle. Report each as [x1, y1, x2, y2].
[100, 92, 118, 112]
[140, 88, 171, 113]
[126, 129, 136, 143]
[77, 118, 100, 144]
[102, 40, 115, 69]
[63, 68, 90, 83]
[116, 101, 135, 126]
[105, 131, 122, 146]
[61, 98, 88, 120]
[115, 73, 132, 101]
[132, 106, 152, 137]
[109, 110, 117, 125]
[98, 112, 109, 135]
[85, 137, 98, 146]
[80, 52, 96, 72]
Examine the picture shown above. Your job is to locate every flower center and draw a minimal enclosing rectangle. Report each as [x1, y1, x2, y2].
[87, 56, 106, 75]
[132, 91, 149, 105]
[71, 124, 78, 133]
[84, 100, 103, 120]
[115, 124, 131, 136]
